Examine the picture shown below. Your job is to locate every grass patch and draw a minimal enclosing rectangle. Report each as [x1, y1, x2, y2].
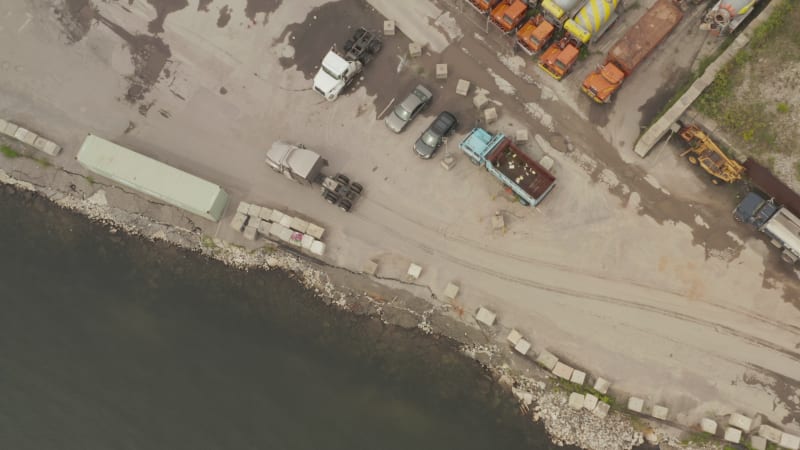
[200, 235, 218, 249]
[777, 102, 791, 113]
[34, 157, 51, 167]
[682, 431, 714, 445]
[1, 146, 21, 158]
[795, 161, 800, 180]
[85, 175, 95, 185]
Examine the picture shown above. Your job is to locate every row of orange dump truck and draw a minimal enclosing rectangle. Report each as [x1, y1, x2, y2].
[467, 0, 686, 103]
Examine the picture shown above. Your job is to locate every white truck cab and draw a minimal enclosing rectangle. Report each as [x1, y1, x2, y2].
[312, 50, 363, 101]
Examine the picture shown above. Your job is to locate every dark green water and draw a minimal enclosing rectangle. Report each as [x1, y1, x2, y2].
[0, 188, 560, 449]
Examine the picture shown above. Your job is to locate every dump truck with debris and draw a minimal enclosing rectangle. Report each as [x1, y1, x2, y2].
[516, 0, 584, 54]
[701, 0, 758, 34]
[674, 124, 745, 185]
[460, 128, 556, 206]
[312, 28, 381, 101]
[581, 0, 683, 103]
[734, 192, 800, 264]
[468, 0, 503, 14]
[265, 141, 363, 212]
[539, 0, 619, 79]
[490, 0, 530, 33]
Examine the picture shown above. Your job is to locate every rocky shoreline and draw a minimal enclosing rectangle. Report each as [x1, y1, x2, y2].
[0, 162, 716, 450]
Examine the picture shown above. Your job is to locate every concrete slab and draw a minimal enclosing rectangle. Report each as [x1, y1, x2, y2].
[408, 42, 422, 58]
[243, 225, 257, 241]
[257, 219, 271, 235]
[507, 328, 523, 345]
[0, 119, 7, 134]
[279, 215, 293, 228]
[3, 122, 18, 137]
[258, 207, 273, 221]
[229, 212, 248, 232]
[570, 370, 586, 385]
[593, 402, 610, 419]
[278, 226, 293, 243]
[491, 213, 504, 230]
[568, 392, 584, 410]
[593, 377, 611, 394]
[539, 155, 555, 171]
[247, 204, 262, 218]
[474, 306, 496, 326]
[759, 425, 783, 443]
[729, 413, 753, 431]
[407, 263, 422, 280]
[305, 223, 325, 240]
[14, 127, 38, 146]
[627, 397, 644, 413]
[269, 222, 286, 237]
[581, 393, 597, 410]
[750, 435, 767, 450]
[483, 107, 498, 124]
[236, 201, 250, 215]
[456, 79, 470, 96]
[651, 405, 669, 420]
[288, 231, 303, 246]
[473, 94, 488, 109]
[310, 240, 325, 256]
[33, 137, 62, 156]
[363, 259, 378, 275]
[301, 234, 315, 250]
[535, 350, 558, 371]
[701, 418, 718, 435]
[289, 217, 310, 233]
[724, 427, 742, 444]
[435, 63, 447, 80]
[514, 338, 531, 355]
[269, 209, 284, 223]
[383, 20, 395, 36]
[780, 433, 800, 450]
[552, 362, 573, 380]
[443, 282, 459, 299]
[515, 129, 528, 143]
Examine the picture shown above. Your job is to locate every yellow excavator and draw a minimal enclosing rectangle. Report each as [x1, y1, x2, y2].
[674, 123, 745, 185]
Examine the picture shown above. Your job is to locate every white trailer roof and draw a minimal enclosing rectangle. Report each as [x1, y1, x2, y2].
[764, 208, 800, 255]
[76, 135, 228, 222]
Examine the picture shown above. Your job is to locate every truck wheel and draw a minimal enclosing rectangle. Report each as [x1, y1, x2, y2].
[335, 174, 350, 185]
[711, 177, 721, 185]
[369, 40, 382, 54]
[339, 200, 352, 212]
[351, 182, 363, 194]
[324, 192, 337, 204]
[688, 155, 699, 165]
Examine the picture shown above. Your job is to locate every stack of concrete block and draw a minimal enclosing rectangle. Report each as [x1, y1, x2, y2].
[0, 120, 62, 156]
[475, 306, 496, 326]
[230, 201, 327, 255]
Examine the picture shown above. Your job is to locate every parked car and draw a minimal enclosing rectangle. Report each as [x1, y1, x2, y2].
[413, 111, 457, 159]
[384, 84, 433, 133]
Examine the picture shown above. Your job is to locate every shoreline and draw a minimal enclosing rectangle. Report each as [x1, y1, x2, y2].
[0, 154, 715, 450]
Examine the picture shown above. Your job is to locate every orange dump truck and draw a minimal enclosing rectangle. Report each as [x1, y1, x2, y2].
[491, 0, 530, 33]
[581, 0, 683, 103]
[516, 0, 583, 54]
[468, 0, 503, 14]
[538, 0, 619, 80]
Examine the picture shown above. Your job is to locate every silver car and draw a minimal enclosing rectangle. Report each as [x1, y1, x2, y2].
[384, 84, 433, 133]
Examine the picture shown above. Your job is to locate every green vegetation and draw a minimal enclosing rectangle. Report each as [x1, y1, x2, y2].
[777, 102, 791, 113]
[85, 175, 95, 185]
[552, 377, 615, 406]
[34, 157, 51, 167]
[1, 145, 21, 158]
[795, 161, 800, 180]
[682, 431, 714, 445]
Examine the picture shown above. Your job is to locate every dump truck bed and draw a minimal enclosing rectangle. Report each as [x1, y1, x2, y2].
[486, 138, 556, 200]
[606, 0, 682, 74]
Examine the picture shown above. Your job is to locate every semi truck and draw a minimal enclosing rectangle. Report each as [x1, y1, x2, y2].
[700, 0, 758, 34]
[490, 0, 530, 33]
[581, 0, 683, 103]
[265, 141, 363, 212]
[312, 28, 381, 102]
[734, 192, 800, 264]
[460, 128, 556, 206]
[538, 0, 620, 79]
[516, 0, 584, 54]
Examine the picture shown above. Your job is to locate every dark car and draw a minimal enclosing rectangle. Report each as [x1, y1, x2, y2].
[385, 84, 433, 133]
[413, 111, 457, 159]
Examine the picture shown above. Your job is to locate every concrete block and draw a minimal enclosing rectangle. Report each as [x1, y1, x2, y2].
[383, 20, 395, 36]
[279, 215, 293, 228]
[781, 433, 800, 450]
[758, 425, 783, 443]
[440, 154, 456, 170]
[257, 219, 271, 235]
[3, 122, 19, 137]
[570, 370, 586, 385]
[539, 155, 555, 171]
[236, 201, 250, 214]
[33, 137, 62, 156]
[475, 306, 496, 326]
[278, 226, 293, 243]
[289, 217, 310, 233]
[700, 418, 718, 435]
[514, 338, 531, 355]
[593, 377, 611, 394]
[259, 207, 273, 221]
[243, 225, 257, 241]
[362, 259, 378, 274]
[593, 401, 610, 419]
[750, 436, 767, 450]
[730, 413, 753, 431]
[407, 263, 422, 279]
[583, 393, 598, 411]
[627, 397, 644, 413]
[288, 231, 303, 246]
[14, 127, 39, 146]
[483, 107, 498, 124]
[306, 223, 325, 240]
[491, 213, 505, 230]
[443, 282, 459, 299]
[456, 79, 470, 96]
[247, 204, 262, 218]
[0, 119, 7, 133]
[473, 94, 489, 109]
[310, 240, 326, 256]
[229, 212, 248, 231]
[515, 129, 528, 143]
[435, 63, 448, 80]
[552, 362, 573, 380]
[408, 42, 422, 58]
[651, 405, 669, 420]
[535, 350, 558, 371]
[507, 329, 523, 345]
[568, 393, 584, 410]
[269, 222, 286, 237]
[301, 234, 315, 250]
[269, 209, 285, 223]
[724, 427, 742, 444]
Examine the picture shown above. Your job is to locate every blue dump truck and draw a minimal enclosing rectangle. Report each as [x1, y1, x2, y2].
[734, 192, 800, 264]
[459, 128, 556, 206]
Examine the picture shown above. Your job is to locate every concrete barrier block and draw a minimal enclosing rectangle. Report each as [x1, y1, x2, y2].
[383, 20, 395, 36]
[408, 42, 422, 58]
[33, 137, 62, 156]
[539, 155, 555, 171]
[247, 204, 262, 218]
[507, 329, 523, 345]
[570, 370, 586, 385]
[729, 413, 753, 431]
[568, 393, 584, 410]
[269, 222, 285, 237]
[552, 362, 573, 380]
[751, 436, 767, 450]
[484, 107, 498, 124]
[651, 405, 669, 420]
[269, 209, 285, 223]
[407, 263, 422, 279]
[536, 350, 558, 371]
[473, 94, 489, 109]
[279, 215, 293, 228]
[14, 127, 39, 146]
[278, 226, 293, 243]
[443, 282, 459, 299]
[229, 212, 248, 231]
[440, 154, 456, 171]
[257, 219, 271, 235]
[780, 433, 800, 450]
[627, 397, 644, 413]
[456, 79, 470, 96]
[362, 259, 378, 274]
[475, 306, 496, 326]
[724, 427, 742, 444]
[758, 425, 782, 443]
[301, 234, 315, 250]
[436, 63, 448, 80]
[310, 240, 326, 256]
[289, 231, 303, 246]
[259, 207, 273, 220]
[583, 393, 598, 411]
[306, 223, 325, 240]
[290, 217, 310, 233]
[236, 201, 250, 214]
[514, 338, 531, 355]
[593, 402, 610, 419]
[243, 225, 258, 241]
[593, 377, 611, 394]
[701, 418, 718, 435]
[515, 129, 528, 143]
[3, 121, 19, 137]
[0, 119, 7, 133]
